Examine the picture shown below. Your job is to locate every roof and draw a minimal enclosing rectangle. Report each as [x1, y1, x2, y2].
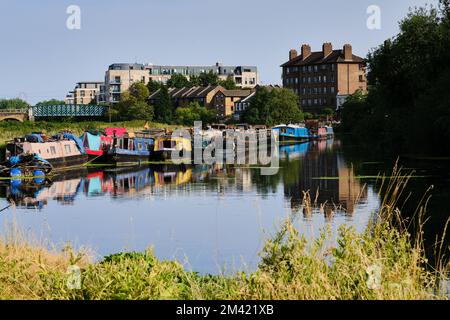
[281, 49, 364, 67]
[220, 89, 252, 97]
[148, 85, 223, 100]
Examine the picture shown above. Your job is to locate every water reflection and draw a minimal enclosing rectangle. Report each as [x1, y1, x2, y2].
[0, 139, 376, 273]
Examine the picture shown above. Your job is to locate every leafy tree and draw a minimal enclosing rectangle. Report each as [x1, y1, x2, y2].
[112, 82, 153, 121]
[198, 71, 219, 87]
[167, 74, 191, 88]
[342, 1, 450, 154]
[189, 75, 201, 87]
[153, 85, 173, 123]
[0, 98, 29, 110]
[128, 81, 150, 101]
[175, 101, 215, 125]
[242, 87, 303, 126]
[146, 79, 161, 94]
[218, 75, 238, 90]
[35, 99, 65, 106]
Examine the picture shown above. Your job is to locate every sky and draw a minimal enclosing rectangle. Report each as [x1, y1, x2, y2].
[0, 0, 436, 104]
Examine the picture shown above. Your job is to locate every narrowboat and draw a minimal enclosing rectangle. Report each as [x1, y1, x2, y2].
[81, 128, 126, 161]
[5, 132, 88, 169]
[325, 126, 334, 138]
[271, 124, 310, 143]
[153, 136, 192, 161]
[108, 131, 155, 164]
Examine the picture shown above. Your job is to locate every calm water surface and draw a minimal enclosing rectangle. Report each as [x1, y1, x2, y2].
[1, 138, 448, 274]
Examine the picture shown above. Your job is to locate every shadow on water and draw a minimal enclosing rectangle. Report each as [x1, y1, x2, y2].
[0, 137, 448, 272]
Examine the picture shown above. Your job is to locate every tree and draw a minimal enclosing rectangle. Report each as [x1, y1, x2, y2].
[198, 71, 219, 87]
[146, 79, 161, 94]
[153, 86, 173, 123]
[0, 98, 29, 110]
[242, 88, 303, 126]
[167, 74, 190, 88]
[341, 2, 450, 154]
[189, 75, 201, 87]
[112, 82, 153, 121]
[35, 99, 65, 106]
[175, 101, 215, 125]
[218, 75, 238, 90]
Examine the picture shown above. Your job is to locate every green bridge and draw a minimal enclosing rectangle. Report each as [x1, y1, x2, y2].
[0, 104, 109, 122]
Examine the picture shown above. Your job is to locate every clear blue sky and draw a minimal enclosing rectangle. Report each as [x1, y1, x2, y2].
[0, 0, 435, 104]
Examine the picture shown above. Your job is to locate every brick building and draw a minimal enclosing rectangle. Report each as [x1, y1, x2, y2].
[281, 43, 367, 113]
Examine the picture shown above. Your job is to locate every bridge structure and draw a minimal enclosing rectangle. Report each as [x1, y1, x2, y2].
[0, 104, 109, 122]
[0, 109, 29, 122]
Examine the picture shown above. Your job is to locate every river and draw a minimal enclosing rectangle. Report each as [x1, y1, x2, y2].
[1, 138, 449, 274]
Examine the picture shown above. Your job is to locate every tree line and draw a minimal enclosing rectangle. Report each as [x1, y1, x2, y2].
[341, 0, 450, 155]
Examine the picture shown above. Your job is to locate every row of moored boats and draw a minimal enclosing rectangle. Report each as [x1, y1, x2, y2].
[0, 123, 333, 179]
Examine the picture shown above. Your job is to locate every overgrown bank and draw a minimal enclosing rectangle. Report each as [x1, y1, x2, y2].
[0, 168, 448, 300]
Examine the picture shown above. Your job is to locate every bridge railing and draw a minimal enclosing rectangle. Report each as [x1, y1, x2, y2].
[0, 108, 29, 114]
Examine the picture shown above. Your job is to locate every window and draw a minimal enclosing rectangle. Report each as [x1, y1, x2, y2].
[114, 76, 121, 83]
[50, 146, 56, 155]
[64, 145, 71, 154]
[138, 143, 142, 150]
[314, 65, 318, 72]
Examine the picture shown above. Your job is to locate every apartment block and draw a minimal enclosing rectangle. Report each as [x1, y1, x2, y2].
[104, 63, 152, 104]
[281, 43, 367, 113]
[65, 81, 104, 105]
[147, 63, 259, 88]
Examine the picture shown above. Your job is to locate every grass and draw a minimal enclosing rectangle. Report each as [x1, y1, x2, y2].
[0, 165, 449, 300]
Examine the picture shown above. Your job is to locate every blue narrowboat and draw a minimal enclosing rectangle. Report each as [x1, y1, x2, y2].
[325, 126, 334, 138]
[272, 124, 310, 143]
[108, 132, 155, 164]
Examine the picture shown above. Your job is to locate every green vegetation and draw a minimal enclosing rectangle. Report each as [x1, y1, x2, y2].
[35, 99, 65, 106]
[175, 101, 215, 125]
[0, 98, 29, 110]
[0, 167, 447, 299]
[153, 85, 174, 124]
[341, 0, 450, 155]
[112, 82, 154, 121]
[242, 87, 303, 126]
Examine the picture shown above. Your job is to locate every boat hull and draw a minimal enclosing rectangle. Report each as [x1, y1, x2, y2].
[47, 154, 89, 169]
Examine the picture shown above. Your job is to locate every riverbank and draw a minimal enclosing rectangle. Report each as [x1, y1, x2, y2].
[0, 120, 176, 146]
[1, 169, 448, 300]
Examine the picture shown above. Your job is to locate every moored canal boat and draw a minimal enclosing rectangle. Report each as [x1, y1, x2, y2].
[81, 128, 126, 161]
[271, 124, 310, 143]
[107, 131, 155, 165]
[153, 136, 192, 161]
[5, 132, 88, 169]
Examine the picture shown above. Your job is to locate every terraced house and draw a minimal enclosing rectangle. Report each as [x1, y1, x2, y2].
[281, 43, 367, 113]
[148, 85, 224, 109]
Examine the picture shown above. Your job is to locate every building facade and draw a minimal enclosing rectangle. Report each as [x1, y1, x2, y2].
[104, 63, 151, 104]
[147, 63, 259, 88]
[212, 89, 253, 118]
[65, 81, 104, 105]
[281, 43, 367, 113]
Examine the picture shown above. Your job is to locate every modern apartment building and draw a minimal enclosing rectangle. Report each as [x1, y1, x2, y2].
[281, 43, 367, 113]
[147, 63, 259, 88]
[65, 81, 104, 105]
[104, 63, 151, 104]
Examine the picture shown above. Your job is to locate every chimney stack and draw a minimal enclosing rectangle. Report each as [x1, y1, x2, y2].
[322, 42, 333, 57]
[289, 49, 298, 60]
[301, 44, 311, 60]
[343, 44, 352, 60]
